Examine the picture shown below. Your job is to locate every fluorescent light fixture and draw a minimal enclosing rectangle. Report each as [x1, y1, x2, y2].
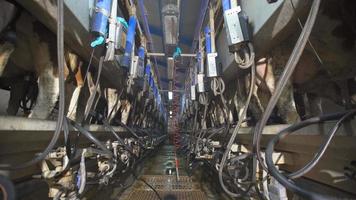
[167, 57, 174, 80]
[168, 91, 173, 100]
[162, 4, 179, 46]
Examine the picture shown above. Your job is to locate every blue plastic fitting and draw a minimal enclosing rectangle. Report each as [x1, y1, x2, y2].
[222, 0, 231, 11]
[138, 46, 145, 59]
[117, 17, 128, 29]
[91, 0, 112, 36]
[149, 76, 154, 89]
[145, 63, 151, 76]
[122, 16, 137, 67]
[90, 36, 105, 47]
[173, 47, 182, 60]
[204, 26, 212, 53]
[153, 85, 158, 98]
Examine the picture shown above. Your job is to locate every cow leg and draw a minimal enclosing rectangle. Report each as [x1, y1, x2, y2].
[7, 80, 25, 115]
[269, 48, 301, 124]
[29, 67, 59, 119]
[75, 80, 90, 123]
[106, 88, 119, 122]
[66, 59, 84, 121]
[67, 84, 83, 120]
[29, 38, 59, 119]
[121, 100, 131, 125]
[273, 63, 300, 123]
[276, 80, 300, 123]
[244, 71, 264, 123]
[273, 64, 300, 123]
[234, 78, 247, 127]
[306, 93, 323, 116]
[65, 82, 77, 120]
[0, 42, 14, 76]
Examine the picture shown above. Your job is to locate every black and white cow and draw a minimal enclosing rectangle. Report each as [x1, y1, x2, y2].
[0, 1, 85, 120]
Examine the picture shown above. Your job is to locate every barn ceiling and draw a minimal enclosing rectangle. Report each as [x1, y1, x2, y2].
[136, 0, 203, 104]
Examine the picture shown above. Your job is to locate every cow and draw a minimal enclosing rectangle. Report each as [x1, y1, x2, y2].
[0, 3, 85, 120]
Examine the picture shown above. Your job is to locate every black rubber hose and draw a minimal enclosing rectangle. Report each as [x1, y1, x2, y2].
[265, 110, 355, 199]
[101, 119, 137, 156]
[253, 0, 321, 172]
[218, 58, 256, 197]
[68, 119, 113, 157]
[0, 175, 15, 200]
[288, 110, 356, 179]
[0, 0, 65, 170]
[133, 173, 162, 200]
[117, 121, 146, 148]
[63, 118, 73, 159]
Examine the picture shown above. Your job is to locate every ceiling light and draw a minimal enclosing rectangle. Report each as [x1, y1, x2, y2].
[168, 91, 173, 100]
[162, 4, 179, 46]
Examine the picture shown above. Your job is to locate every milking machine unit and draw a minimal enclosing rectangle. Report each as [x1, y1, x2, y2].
[119, 14, 146, 93]
[222, 0, 249, 51]
[91, 0, 128, 59]
[179, 1, 256, 195]
[123, 15, 136, 67]
[91, 0, 112, 47]
[204, 26, 218, 78]
[91, 0, 146, 93]
[222, 0, 253, 69]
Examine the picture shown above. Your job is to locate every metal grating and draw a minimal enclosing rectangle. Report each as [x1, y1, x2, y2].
[123, 175, 206, 200]
[141, 175, 194, 190]
[126, 190, 206, 200]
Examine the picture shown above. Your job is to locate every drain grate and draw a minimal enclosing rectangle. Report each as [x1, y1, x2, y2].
[123, 175, 206, 200]
[141, 175, 194, 190]
[126, 190, 206, 200]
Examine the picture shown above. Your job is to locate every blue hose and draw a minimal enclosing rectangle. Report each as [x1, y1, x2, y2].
[153, 85, 158, 99]
[145, 63, 151, 77]
[149, 76, 154, 89]
[122, 16, 137, 67]
[137, 46, 145, 76]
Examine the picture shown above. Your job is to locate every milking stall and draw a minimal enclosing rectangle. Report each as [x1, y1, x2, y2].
[0, 0, 356, 199]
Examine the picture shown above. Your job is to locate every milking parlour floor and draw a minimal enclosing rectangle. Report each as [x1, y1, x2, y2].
[119, 145, 210, 200]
